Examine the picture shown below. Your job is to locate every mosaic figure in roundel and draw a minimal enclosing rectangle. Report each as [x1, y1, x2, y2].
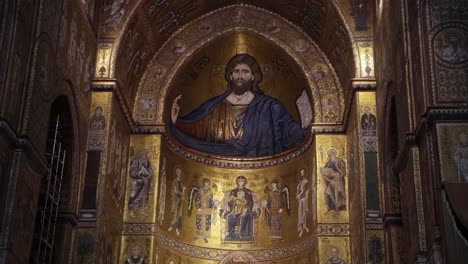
[128, 149, 154, 218]
[170, 53, 308, 157]
[440, 31, 468, 63]
[221, 176, 259, 242]
[188, 178, 217, 242]
[320, 149, 347, 216]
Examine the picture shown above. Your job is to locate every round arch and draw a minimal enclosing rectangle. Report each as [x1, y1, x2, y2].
[134, 5, 348, 125]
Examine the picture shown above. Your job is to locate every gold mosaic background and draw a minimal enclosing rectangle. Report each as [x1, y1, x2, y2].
[155, 139, 316, 250]
[315, 134, 349, 223]
[169, 32, 309, 123]
[124, 135, 162, 223]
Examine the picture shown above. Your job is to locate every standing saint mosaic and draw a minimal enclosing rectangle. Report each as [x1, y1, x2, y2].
[87, 106, 107, 150]
[266, 180, 290, 241]
[320, 149, 347, 216]
[128, 149, 154, 218]
[168, 167, 186, 236]
[296, 169, 310, 237]
[454, 132, 468, 182]
[157, 158, 167, 225]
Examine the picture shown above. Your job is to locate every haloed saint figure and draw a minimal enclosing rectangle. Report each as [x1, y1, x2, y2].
[170, 54, 307, 157]
[128, 149, 154, 218]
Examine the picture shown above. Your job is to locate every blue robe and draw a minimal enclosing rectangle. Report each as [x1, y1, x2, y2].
[170, 91, 307, 157]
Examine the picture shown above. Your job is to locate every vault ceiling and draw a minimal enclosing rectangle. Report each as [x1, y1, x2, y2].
[96, 0, 374, 116]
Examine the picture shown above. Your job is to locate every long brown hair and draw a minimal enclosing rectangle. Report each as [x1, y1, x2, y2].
[224, 54, 264, 94]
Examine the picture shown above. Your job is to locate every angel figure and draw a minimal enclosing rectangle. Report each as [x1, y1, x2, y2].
[266, 179, 290, 241]
[188, 178, 217, 242]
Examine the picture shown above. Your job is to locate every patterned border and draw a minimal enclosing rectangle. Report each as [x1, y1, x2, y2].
[164, 132, 313, 169]
[122, 223, 157, 235]
[135, 4, 345, 125]
[412, 147, 427, 252]
[154, 226, 315, 262]
[365, 223, 384, 230]
[316, 224, 350, 236]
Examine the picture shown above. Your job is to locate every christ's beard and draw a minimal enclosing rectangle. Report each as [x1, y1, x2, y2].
[230, 79, 253, 95]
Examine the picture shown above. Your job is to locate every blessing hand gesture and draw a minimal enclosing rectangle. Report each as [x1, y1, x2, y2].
[171, 95, 182, 124]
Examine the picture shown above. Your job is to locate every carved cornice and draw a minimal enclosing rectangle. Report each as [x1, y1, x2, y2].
[57, 212, 80, 226]
[132, 125, 165, 134]
[383, 214, 403, 227]
[423, 108, 468, 127]
[351, 78, 376, 90]
[0, 120, 48, 175]
[392, 108, 468, 174]
[91, 80, 136, 131]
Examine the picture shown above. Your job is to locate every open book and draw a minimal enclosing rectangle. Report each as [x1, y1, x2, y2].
[296, 89, 313, 128]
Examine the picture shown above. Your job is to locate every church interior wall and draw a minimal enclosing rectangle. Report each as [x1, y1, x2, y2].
[1, 0, 468, 263]
[375, 0, 468, 263]
[0, 0, 98, 263]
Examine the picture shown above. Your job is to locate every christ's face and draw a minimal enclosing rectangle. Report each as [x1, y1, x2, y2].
[176, 168, 181, 180]
[230, 63, 254, 95]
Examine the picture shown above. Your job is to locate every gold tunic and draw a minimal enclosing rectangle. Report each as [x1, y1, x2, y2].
[176, 100, 249, 143]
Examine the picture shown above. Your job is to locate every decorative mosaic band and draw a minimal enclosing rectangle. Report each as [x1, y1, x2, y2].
[155, 226, 315, 261]
[122, 223, 157, 235]
[165, 132, 314, 169]
[364, 223, 384, 230]
[316, 224, 350, 236]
